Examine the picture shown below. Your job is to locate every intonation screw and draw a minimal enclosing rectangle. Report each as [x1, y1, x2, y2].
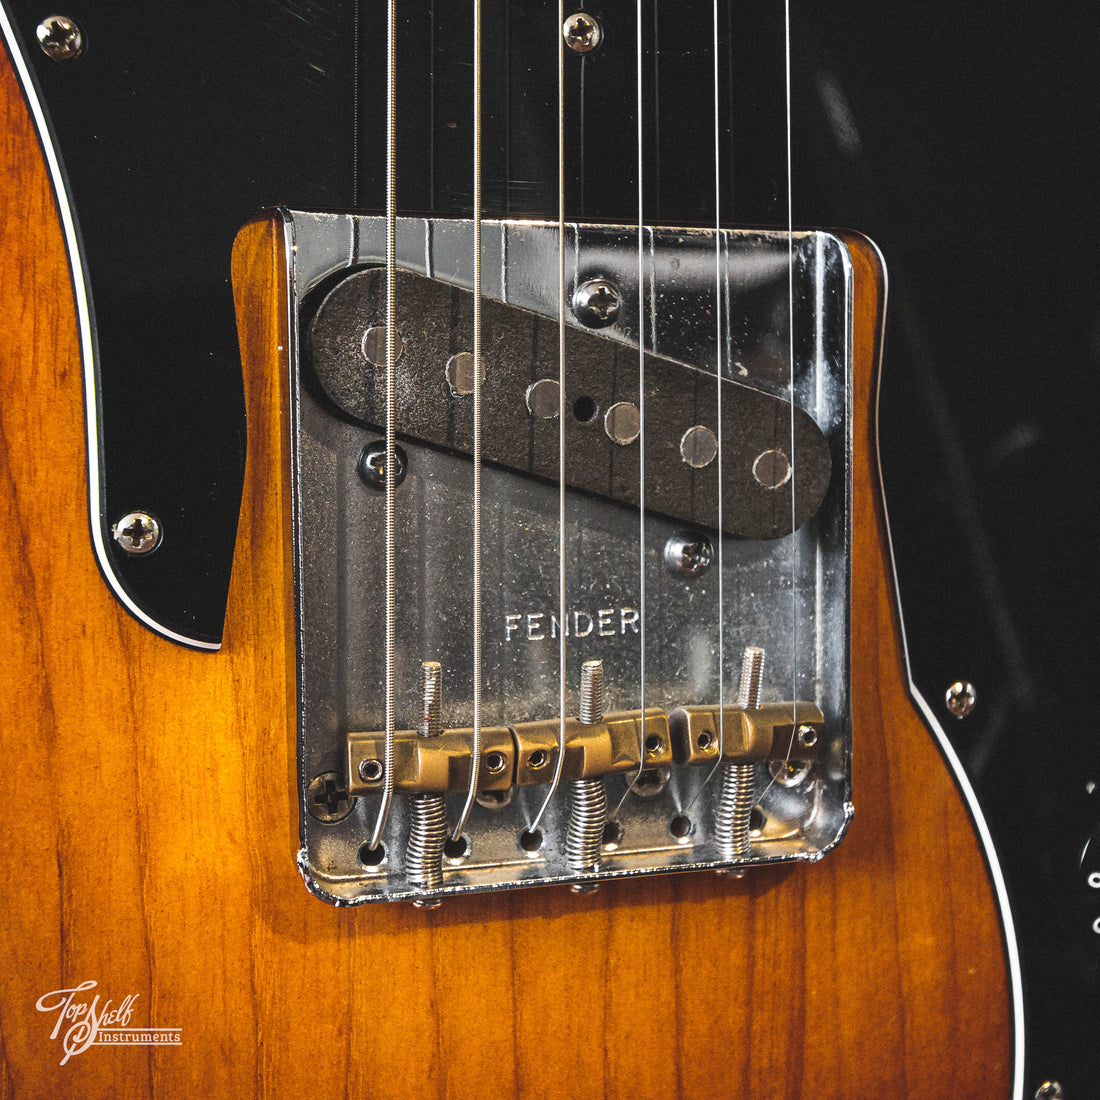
[715, 646, 764, 861]
[37, 15, 84, 60]
[562, 12, 601, 53]
[407, 661, 447, 908]
[568, 660, 608, 884]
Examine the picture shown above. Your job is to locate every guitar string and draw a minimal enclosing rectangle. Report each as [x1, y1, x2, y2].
[686, 0, 727, 813]
[759, 0, 799, 806]
[368, 0, 399, 850]
[453, 0, 484, 842]
[610, 0, 648, 821]
[784, 0, 800, 785]
[529, 0, 568, 835]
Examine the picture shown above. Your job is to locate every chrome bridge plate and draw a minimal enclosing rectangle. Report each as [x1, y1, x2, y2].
[283, 212, 854, 904]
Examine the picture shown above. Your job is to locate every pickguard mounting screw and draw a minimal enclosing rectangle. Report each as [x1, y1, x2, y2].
[112, 512, 161, 555]
[1034, 1083, 1064, 1100]
[945, 680, 977, 719]
[563, 12, 601, 53]
[37, 15, 84, 60]
[572, 279, 621, 328]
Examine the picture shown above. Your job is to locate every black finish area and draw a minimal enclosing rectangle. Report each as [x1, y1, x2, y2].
[789, 7, 1098, 1096]
[9, 0, 360, 644]
[307, 267, 831, 539]
[8, 0, 1096, 1089]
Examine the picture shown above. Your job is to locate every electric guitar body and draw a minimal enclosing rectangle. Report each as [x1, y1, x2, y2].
[0, 7, 1015, 1098]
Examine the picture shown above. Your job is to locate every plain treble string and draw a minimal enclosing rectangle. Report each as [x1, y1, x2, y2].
[368, 0, 399, 851]
[530, 0, 569, 835]
[453, 0, 484, 842]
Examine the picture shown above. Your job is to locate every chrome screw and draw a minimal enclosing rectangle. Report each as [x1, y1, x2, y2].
[572, 279, 621, 328]
[37, 15, 84, 60]
[407, 661, 448, 904]
[715, 646, 764, 861]
[1034, 1083, 1064, 1100]
[112, 512, 161, 555]
[664, 532, 713, 577]
[568, 659, 608, 884]
[357, 441, 408, 490]
[945, 680, 977, 719]
[563, 12, 601, 53]
[306, 772, 355, 824]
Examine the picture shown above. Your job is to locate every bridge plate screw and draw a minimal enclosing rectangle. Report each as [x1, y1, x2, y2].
[307, 772, 355, 824]
[664, 532, 713, 577]
[572, 279, 621, 328]
[563, 12, 601, 53]
[1034, 1083, 1064, 1100]
[37, 15, 84, 60]
[112, 512, 161, 555]
[945, 680, 977, 719]
[357, 441, 408, 490]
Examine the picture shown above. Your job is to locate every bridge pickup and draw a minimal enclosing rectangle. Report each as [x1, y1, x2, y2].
[305, 267, 832, 540]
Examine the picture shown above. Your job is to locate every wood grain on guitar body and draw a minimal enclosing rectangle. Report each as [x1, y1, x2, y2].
[0, 4, 1015, 1098]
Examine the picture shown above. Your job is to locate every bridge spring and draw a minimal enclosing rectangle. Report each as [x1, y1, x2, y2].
[406, 792, 447, 892]
[568, 659, 608, 875]
[407, 661, 447, 901]
[715, 763, 756, 859]
[567, 778, 607, 873]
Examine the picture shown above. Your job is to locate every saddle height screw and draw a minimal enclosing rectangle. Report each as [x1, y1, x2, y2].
[568, 659, 608, 887]
[563, 12, 601, 53]
[715, 646, 764, 862]
[572, 279, 621, 328]
[112, 511, 161, 555]
[407, 661, 447, 909]
[37, 15, 84, 60]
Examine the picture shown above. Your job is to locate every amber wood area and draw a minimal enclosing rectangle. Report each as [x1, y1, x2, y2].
[0, 50, 1010, 1098]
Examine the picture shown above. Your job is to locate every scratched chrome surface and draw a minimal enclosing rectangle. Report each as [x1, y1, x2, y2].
[284, 213, 854, 904]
